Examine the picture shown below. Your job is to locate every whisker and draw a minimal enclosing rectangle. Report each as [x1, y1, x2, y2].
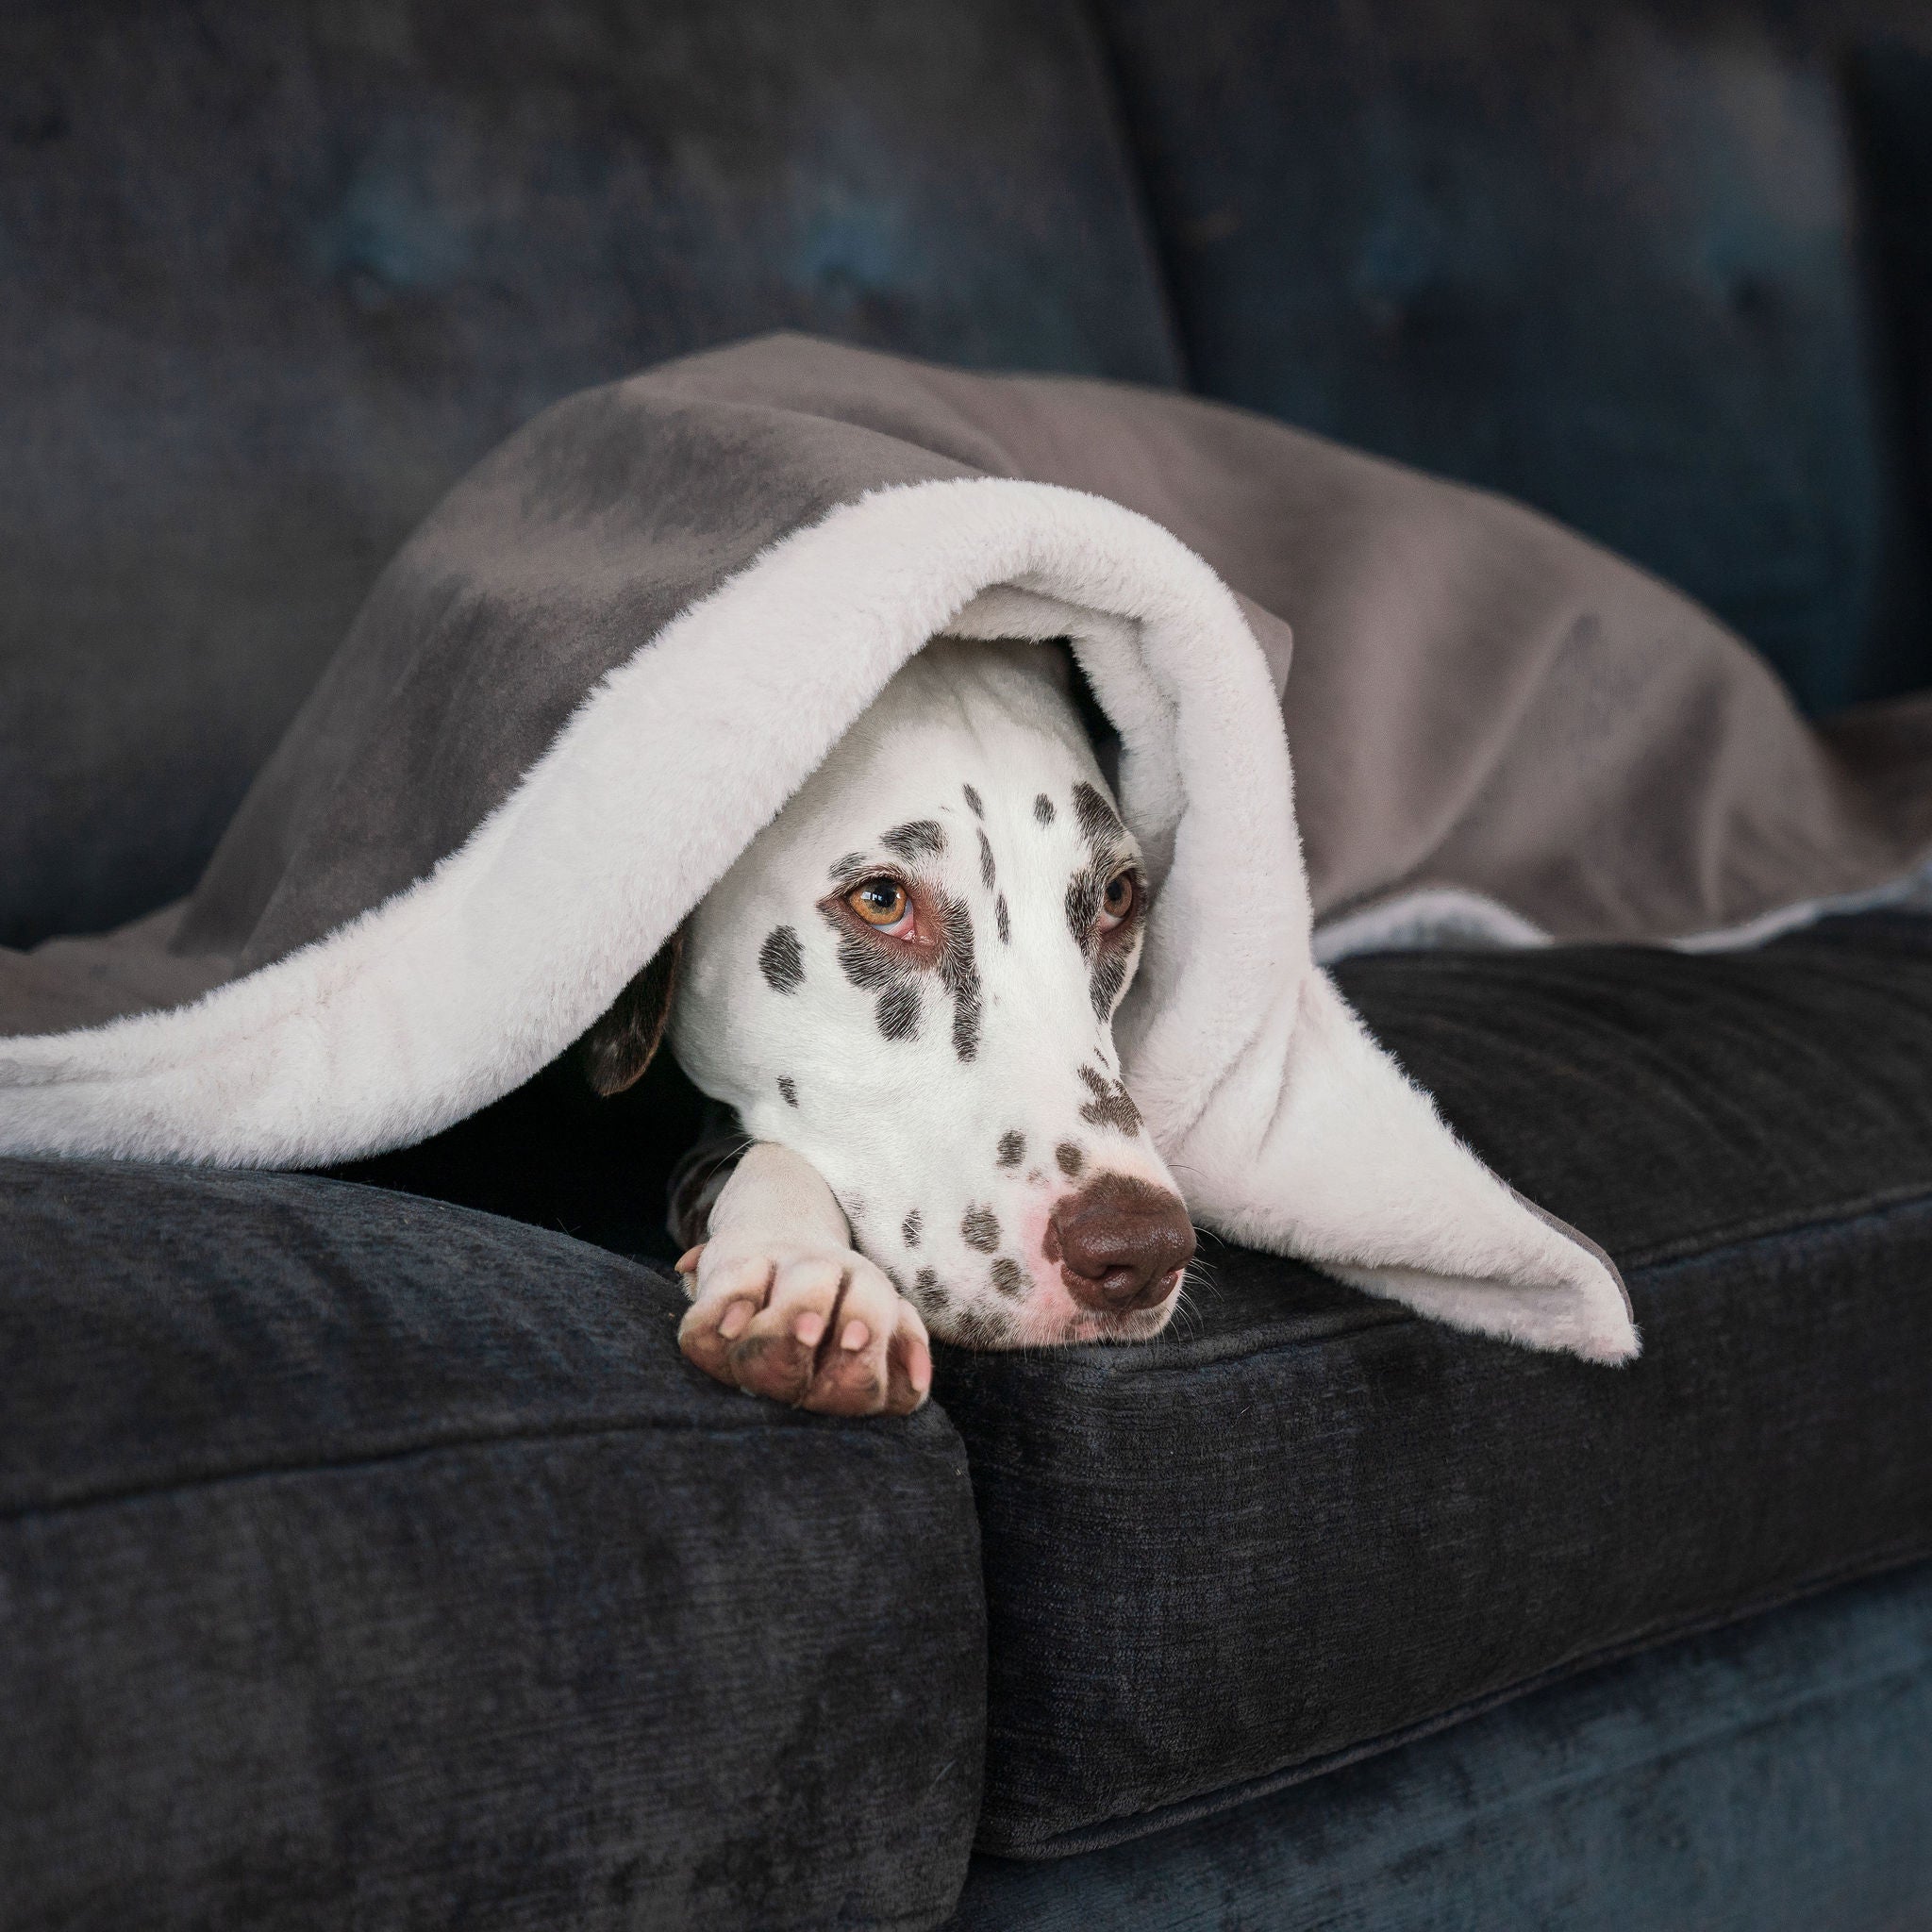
[1162, 1283, 1207, 1342]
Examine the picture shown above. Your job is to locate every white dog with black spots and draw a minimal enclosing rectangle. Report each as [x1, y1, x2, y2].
[579, 640, 1196, 1417]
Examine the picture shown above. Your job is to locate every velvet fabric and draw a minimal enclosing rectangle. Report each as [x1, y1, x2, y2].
[0, 0, 1174, 951]
[945, 1557, 1932, 1930]
[1091, 0, 1932, 712]
[0, 1158, 986, 1931]
[936, 917, 1932, 1854]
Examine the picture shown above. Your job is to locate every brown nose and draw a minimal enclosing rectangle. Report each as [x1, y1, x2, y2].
[1047, 1174, 1195, 1313]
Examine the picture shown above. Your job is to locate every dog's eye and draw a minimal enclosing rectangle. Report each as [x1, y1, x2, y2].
[849, 878, 911, 930]
[1097, 869, 1138, 932]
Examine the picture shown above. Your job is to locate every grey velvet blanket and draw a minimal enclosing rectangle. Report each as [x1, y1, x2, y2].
[6, 333, 1929, 1361]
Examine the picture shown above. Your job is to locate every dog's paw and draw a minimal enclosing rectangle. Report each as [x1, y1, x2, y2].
[675, 1238, 932, 1416]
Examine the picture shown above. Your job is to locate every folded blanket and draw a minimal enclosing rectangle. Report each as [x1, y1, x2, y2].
[6, 334, 1930, 1363]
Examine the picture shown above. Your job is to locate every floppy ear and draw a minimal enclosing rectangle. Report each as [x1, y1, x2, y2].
[1178, 970, 1640, 1364]
[577, 925, 686, 1097]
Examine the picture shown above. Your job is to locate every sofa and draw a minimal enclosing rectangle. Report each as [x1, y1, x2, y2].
[3, 3, 1929, 1926]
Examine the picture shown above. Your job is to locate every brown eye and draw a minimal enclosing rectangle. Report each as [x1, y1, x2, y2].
[1097, 869, 1137, 931]
[848, 877, 909, 929]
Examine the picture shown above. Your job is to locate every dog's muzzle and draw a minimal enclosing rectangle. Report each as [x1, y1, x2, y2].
[1046, 1174, 1195, 1313]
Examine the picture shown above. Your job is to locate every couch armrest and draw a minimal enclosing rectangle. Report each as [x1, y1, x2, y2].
[0, 1158, 984, 1931]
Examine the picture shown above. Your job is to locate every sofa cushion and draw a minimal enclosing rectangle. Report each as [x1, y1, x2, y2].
[0, 0, 1177, 949]
[947, 1557, 1932, 1930]
[0, 1158, 985, 1931]
[934, 915, 1932, 1855]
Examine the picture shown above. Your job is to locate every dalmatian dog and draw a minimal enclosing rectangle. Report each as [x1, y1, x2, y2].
[577, 638, 1195, 1419]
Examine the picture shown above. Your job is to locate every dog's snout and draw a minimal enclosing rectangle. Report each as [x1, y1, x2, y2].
[1048, 1174, 1194, 1313]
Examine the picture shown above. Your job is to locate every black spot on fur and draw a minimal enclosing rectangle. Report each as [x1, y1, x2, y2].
[835, 928, 892, 991]
[1078, 1065, 1143, 1136]
[977, 828, 997, 891]
[963, 784, 984, 818]
[758, 924, 804, 993]
[830, 852, 872, 889]
[1066, 786, 1134, 964]
[961, 1205, 1001, 1253]
[1073, 780, 1124, 850]
[936, 890, 982, 1062]
[1034, 793, 1056, 825]
[882, 819, 945, 860]
[777, 1075, 798, 1108]
[876, 982, 922, 1041]
[995, 894, 1011, 944]
[824, 884, 975, 1058]
[1090, 946, 1131, 1021]
[824, 906, 894, 991]
[902, 1209, 923, 1248]
[914, 1267, 941, 1302]
[1057, 1141, 1084, 1178]
[990, 1257, 1028, 1298]
[1065, 861, 1104, 952]
[997, 1130, 1025, 1167]
[970, 1305, 1017, 1345]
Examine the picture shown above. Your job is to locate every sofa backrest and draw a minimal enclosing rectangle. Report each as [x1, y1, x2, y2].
[7, 0, 1932, 950]
[1092, 0, 1932, 713]
[0, 0, 1176, 947]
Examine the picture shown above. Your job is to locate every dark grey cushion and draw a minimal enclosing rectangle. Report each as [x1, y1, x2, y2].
[0, 0, 1176, 948]
[1091, 0, 1932, 710]
[947, 1557, 1932, 1930]
[936, 917, 1932, 1855]
[0, 1159, 985, 1930]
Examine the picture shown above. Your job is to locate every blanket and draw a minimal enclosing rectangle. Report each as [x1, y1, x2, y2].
[8, 334, 1932, 1364]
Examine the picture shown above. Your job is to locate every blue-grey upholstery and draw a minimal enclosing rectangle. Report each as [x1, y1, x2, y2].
[1093, 0, 1932, 712]
[948, 1557, 1932, 1931]
[0, 0, 1175, 950]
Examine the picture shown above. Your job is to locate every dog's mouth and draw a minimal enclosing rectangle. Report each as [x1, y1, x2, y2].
[1058, 1299, 1177, 1345]
[929, 1276, 1181, 1352]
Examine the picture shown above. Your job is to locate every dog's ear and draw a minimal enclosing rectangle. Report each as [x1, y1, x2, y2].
[578, 925, 686, 1097]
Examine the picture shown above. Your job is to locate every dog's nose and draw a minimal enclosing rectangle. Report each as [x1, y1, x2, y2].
[1049, 1174, 1195, 1313]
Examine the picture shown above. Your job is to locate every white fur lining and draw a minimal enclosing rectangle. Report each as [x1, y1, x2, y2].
[1314, 888, 1554, 964]
[1315, 858, 1932, 965]
[0, 476, 1637, 1363]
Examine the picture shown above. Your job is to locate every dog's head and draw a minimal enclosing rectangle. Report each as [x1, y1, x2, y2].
[653, 639, 1193, 1348]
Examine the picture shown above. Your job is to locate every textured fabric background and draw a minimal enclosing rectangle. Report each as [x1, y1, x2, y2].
[0, 0, 1175, 951]
[936, 918, 1932, 1854]
[1092, 0, 1932, 713]
[946, 1557, 1932, 1930]
[0, 1158, 986, 1931]
[11, 4, 1932, 950]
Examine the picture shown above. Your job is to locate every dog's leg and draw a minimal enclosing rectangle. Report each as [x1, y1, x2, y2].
[675, 1142, 932, 1415]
